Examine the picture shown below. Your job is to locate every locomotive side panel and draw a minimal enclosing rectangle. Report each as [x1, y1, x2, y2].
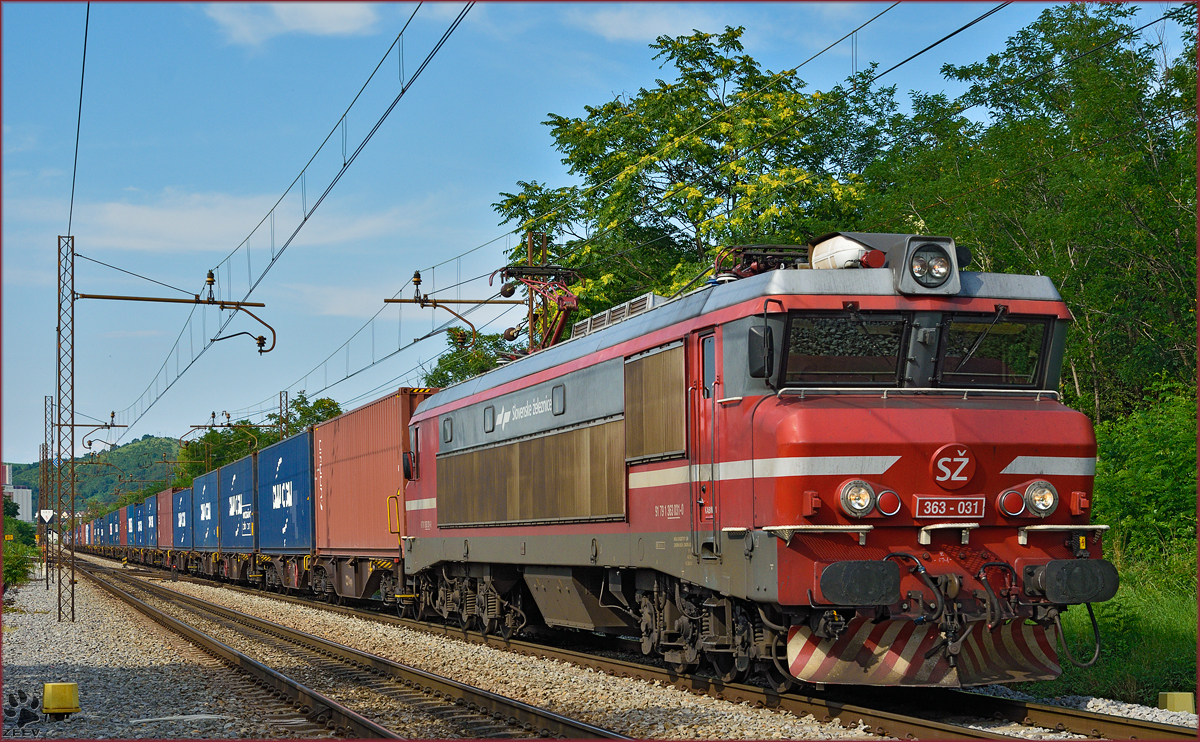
[625, 343, 687, 461]
[433, 360, 626, 527]
[436, 421, 624, 526]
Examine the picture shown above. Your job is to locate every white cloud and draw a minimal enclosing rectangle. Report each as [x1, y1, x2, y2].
[563, 4, 722, 43]
[205, 3, 378, 46]
[4, 190, 421, 255]
[282, 281, 396, 318]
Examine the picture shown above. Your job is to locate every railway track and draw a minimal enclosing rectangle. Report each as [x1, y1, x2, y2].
[80, 563, 628, 740]
[90, 555, 1197, 741]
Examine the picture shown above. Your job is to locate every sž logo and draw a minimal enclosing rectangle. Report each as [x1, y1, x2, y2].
[930, 443, 977, 490]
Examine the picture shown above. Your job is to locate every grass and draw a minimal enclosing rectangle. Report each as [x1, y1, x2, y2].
[1018, 537, 1197, 706]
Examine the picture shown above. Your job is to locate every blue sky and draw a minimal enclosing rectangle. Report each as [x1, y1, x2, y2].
[2, 2, 1182, 463]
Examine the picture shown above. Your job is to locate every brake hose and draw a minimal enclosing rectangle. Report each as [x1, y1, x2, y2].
[1054, 603, 1101, 668]
[976, 562, 1018, 631]
[884, 553, 944, 624]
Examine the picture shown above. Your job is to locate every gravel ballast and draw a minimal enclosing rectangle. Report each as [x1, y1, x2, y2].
[973, 683, 1199, 729]
[141, 576, 881, 740]
[1, 572, 329, 739]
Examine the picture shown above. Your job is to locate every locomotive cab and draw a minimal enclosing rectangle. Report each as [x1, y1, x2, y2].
[400, 231, 1118, 691]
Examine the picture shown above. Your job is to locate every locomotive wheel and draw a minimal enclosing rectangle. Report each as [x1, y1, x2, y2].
[762, 662, 794, 694]
[709, 652, 748, 684]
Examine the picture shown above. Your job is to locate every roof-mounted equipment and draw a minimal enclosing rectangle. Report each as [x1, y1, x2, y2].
[809, 232, 973, 296]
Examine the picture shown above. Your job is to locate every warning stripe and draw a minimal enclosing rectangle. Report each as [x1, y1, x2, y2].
[787, 617, 1061, 687]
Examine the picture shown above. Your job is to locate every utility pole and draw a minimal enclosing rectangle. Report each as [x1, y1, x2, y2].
[55, 236, 75, 621]
[56, 239, 273, 621]
[279, 390, 289, 440]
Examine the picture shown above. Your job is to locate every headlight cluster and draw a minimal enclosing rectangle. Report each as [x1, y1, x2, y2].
[841, 481, 874, 516]
[910, 244, 953, 288]
[997, 481, 1058, 517]
[1024, 480, 1058, 516]
[839, 481, 902, 517]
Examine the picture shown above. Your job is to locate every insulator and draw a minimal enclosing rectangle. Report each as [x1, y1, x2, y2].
[205, 270, 215, 286]
[502, 327, 519, 342]
[412, 270, 422, 287]
[500, 282, 517, 298]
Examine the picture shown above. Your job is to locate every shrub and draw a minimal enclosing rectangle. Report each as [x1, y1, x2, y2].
[1092, 380, 1197, 547]
[2, 541, 37, 588]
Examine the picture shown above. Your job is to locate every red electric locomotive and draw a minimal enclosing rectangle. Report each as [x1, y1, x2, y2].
[398, 231, 1117, 689]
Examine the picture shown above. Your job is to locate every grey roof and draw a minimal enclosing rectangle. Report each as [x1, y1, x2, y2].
[415, 268, 1063, 413]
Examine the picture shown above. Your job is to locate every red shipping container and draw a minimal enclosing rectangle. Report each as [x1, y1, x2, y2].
[156, 487, 174, 550]
[119, 505, 129, 546]
[314, 391, 406, 558]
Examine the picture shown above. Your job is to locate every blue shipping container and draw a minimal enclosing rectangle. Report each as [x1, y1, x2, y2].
[256, 430, 314, 553]
[174, 488, 193, 550]
[108, 511, 118, 545]
[219, 454, 256, 553]
[146, 495, 158, 548]
[134, 501, 146, 546]
[193, 471, 219, 550]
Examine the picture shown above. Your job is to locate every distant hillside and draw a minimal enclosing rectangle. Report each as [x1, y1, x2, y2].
[7, 435, 179, 513]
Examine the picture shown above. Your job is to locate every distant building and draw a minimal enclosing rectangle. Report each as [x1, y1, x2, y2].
[3, 485, 36, 524]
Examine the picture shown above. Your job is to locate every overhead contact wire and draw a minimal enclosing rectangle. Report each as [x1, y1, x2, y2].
[67, 2, 91, 235]
[113, 3, 472, 439]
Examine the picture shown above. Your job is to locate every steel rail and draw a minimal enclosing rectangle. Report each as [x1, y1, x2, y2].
[78, 565, 400, 739]
[88, 554, 1198, 741]
[97, 564, 629, 740]
[92, 560, 1001, 740]
[862, 687, 1200, 741]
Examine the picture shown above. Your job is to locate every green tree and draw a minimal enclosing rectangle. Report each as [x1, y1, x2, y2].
[1092, 380, 1197, 546]
[858, 3, 1197, 419]
[494, 27, 892, 318]
[175, 392, 342, 485]
[3, 499, 18, 519]
[422, 328, 518, 388]
[490, 8, 1195, 421]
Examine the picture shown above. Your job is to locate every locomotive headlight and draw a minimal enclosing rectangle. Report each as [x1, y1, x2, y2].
[1024, 481, 1058, 517]
[840, 480, 876, 517]
[910, 244, 952, 288]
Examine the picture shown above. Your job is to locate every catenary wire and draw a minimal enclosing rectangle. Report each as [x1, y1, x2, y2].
[76, 253, 194, 296]
[67, 2, 91, 235]
[194, 3, 1008, 426]
[217, 6, 907, 419]
[548, 3, 1014, 270]
[122, 4, 1170, 436]
[113, 1, 879, 430]
[208, 4, 1171, 427]
[112, 3, 472, 440]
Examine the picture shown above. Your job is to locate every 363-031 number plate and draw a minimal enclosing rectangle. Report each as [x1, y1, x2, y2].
[914, 495, 985, 519]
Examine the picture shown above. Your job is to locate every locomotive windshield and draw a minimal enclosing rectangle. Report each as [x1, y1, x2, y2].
[782, 312, 908, 386]
[937, 313, 1049, 387]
